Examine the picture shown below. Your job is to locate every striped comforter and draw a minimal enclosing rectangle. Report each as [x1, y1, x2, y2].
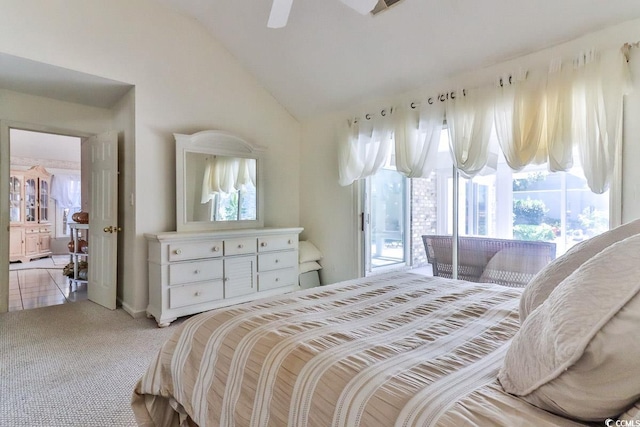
[132, 272, 588, 427]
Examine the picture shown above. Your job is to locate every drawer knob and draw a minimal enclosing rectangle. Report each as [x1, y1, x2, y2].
[194, 291, 201, 297]
[275, 278, 279, 282]
[213, 246, 219, 252]
[288, 239, 293, 244]
[275, 259, 279, 263]
[194, 269, 200, 274]
[260, 242, 267, 247]
[175, 249, 182, 255]
[238, 244, 243, 249]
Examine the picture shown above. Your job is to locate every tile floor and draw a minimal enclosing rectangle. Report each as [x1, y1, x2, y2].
[8, 267, 87, 311]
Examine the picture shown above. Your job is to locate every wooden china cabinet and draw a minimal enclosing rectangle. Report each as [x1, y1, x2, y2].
[9, 165, 52, 263]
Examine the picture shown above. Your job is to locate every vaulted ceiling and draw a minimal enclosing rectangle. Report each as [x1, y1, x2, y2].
[156, 0, 640, 120]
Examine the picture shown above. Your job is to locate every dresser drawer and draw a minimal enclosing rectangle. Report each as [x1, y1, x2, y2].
[258, 267, 297, 292]
[169, 259, 223, 286]
[169, 281, 224, 309]
[25, 227, 39, 234]
[168, 240, 223, 262]
[258, 251, 297, 272]
[224, 237, 256, 256]
[258, 234, 298, 253]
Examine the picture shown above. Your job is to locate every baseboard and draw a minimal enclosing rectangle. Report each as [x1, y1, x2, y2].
[120, 299, 146, 319]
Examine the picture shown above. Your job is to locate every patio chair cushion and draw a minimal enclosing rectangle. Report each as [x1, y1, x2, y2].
[422, 235, 556, 287]
[479, 247, 551, 288]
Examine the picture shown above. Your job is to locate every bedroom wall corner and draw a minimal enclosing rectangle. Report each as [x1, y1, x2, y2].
[300, 116, 361, 285]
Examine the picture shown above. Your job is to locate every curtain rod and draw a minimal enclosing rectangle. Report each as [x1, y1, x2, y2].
[410, 89, 466, 109]
[351, 44, 633, 125]
[351, 88, 467, 123]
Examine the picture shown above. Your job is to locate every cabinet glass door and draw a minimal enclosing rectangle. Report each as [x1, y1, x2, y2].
[39, 179, 49, 222]
[25, 178, 36, 223]
[9, 176, 22, 223]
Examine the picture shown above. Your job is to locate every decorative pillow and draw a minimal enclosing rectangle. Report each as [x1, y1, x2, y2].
[299, 241, 323, 263]
[479, 247, 550, 287]
[519, 218, 640, 323]
[499, 234, 640, 421]
[299, 261, 322, 274]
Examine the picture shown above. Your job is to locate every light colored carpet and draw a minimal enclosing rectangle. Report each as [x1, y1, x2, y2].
[0, 300, 185, 426]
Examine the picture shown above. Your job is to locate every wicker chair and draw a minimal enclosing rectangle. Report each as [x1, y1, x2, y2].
[422, 235, 556, 288]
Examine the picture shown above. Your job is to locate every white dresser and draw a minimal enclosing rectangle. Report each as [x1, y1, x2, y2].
[145, 227, 303, 327]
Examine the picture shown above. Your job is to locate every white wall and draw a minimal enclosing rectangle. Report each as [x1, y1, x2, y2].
[300, 19, 640, 285]
[0, 0, 301, 315]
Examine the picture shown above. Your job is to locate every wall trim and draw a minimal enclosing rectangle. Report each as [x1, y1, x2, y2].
[10, 156, 80, 171]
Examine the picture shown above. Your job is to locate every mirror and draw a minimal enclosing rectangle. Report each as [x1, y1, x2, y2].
[176, 130, 265, 231]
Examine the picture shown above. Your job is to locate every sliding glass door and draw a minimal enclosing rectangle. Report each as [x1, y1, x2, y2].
[436, 130, 610, 257]
[363, 167, 409, 275]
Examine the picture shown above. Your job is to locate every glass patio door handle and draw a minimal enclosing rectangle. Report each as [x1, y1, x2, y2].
[103, 226, 122, 233]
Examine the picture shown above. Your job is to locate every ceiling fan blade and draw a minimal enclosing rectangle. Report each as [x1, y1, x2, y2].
[339, 0, 378, 15]
[268, 0, 294, 28]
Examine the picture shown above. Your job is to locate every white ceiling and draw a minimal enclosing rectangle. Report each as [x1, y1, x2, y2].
[156, 0, 640, 119]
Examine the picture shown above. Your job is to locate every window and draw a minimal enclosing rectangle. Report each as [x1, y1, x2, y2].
[435, 130, 609, 256]
[211, 182, 257, 222]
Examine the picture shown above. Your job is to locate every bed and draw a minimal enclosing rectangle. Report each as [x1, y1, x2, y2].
[132, 271, 596, 427]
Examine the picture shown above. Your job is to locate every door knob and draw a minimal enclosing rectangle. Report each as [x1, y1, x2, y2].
[103, 226, 123, 233]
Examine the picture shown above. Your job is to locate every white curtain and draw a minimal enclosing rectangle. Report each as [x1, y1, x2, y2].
[394, 101, 445, 178]
[545, 60, 574, 172]
[445, 87, 495, 178]
[50, 174, 81, 209]
[336, 48, 630, 193]
[494, 72, 547, 171]
[338, 110, 394, 186]
[201, 157, 256, 203]
[572, 49, 631, 193]
[493, 48, 630, 192]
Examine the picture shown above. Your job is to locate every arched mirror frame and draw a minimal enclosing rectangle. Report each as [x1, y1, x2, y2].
[175, 130, 265, 232]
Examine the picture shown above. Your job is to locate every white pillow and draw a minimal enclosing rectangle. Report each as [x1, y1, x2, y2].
[519, 218, 640, 323]
[299, 241, 323, 263]
[299, 261, 322, 274]
[499, 234, 640, 421]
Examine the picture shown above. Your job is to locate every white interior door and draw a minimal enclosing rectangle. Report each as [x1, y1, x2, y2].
[87, 131, 118, 310]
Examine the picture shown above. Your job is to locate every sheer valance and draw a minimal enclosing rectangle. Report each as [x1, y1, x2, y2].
[446, 86, 495, 178]
[337, 47, 631, 193]
[338, 109, 394, 186]
[201, 156, 256, 203]
[394, 102, 445, 178]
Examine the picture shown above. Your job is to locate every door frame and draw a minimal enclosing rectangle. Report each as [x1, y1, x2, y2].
[0, 120, 95, 313]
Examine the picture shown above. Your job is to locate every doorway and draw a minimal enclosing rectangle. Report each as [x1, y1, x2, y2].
[4, 125, 119, 312]
[8, 128, 86, 311]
